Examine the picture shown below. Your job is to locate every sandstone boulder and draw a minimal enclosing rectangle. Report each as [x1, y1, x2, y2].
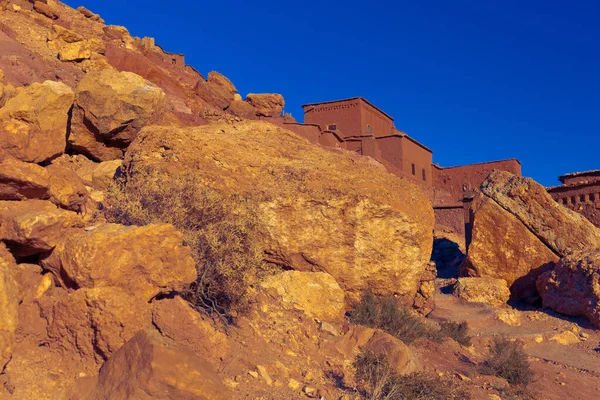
[123, 121, 434, 305]
[69, 68, 167, 161]
[40, 223, 197, 300]
[453, 277, 511, 307]
[38, 287, 152, 362]
[152, 297, 230, 364]
[0, 80, 74, 163]
[363, 330, 420, 376]
[481, 170, 600, 256]
[226, 99, 258, 119]
[0, 244, 18, 369]
[260, 271, 346, 323]
[79, 329, 232, 400]
[464, 195, 559, 302]
[193, 71, 237, 110]
[0, 200, 84, 257]
[57, 38, 105, 62]
[245, 93, 284, 117]
[537, 249, 600, 328]
[0, 158, 88, 210]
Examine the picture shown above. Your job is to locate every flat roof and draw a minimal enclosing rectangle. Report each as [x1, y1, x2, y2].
[559, 169, 600, 183]
[436, 158, 521, 170]
[302, 97, 394, 121]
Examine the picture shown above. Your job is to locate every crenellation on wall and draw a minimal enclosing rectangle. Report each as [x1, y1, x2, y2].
[548, 172, 600, 228]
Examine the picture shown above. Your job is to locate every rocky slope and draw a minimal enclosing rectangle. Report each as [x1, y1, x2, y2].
[1, 1, 600, 399]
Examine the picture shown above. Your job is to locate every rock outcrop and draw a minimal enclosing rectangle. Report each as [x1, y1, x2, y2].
[481, 170, 600, 256]
[453, 277, 511, 307]
[194, 71, 238, 110]
[40, 223, 197, 300]
[0, 158, 88, 210]
[245, 93, 284, 117]
[71, 329, 232, 400]
[0, 80, 74, 163]
[260, 271, 346, 323]
[69, 68, 167, 161]
[0, 200, 84, 257]
[123, 121, 434, 305]
[464, 195, 559, 302]
[0, 244, 18, 370]
[537, 250, 600, 328]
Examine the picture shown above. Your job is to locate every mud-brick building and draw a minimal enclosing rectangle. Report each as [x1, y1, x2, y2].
[548, 170, 600, 227]
[301, 98, 434, 186]
[279, 96, 521, 237]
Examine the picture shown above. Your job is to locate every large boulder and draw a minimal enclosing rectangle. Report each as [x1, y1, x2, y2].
[245, 93, 284, 117]
[0, 158, 88, 210]
[69, 68, 167, 161]
[537, 250, 600, 328]
[38, 287, 152, 362]
[122, 121, 434, 305]
[481, 170, 600, 256]
[194, 71, 238, 110]
[464, 195, 559, 302]
[0, 80, 74, 163]
[152, 297, 230, 364]
[73, 329, 232, 400]
[0, 200, 84, 257]
[452, 277, 511, 307]
[40, 223, 197, 301]
[260, 271, 346, 323]
[0, 244, 18, 370]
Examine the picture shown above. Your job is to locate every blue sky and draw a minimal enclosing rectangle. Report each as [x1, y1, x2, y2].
[65, 0, 600, 187]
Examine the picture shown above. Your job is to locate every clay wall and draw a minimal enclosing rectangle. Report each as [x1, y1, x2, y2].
[376, 136, 403, 173]
[400, 137, 433, 186]
[359, 99, 394, 137]
[433, 159, 521, 206]
[559, 171, 600, 186]
[282, 122, 321, 144]
[548, 183, 600, 228]
[434, 206, 465, 235]
[303, 98, 362, 138]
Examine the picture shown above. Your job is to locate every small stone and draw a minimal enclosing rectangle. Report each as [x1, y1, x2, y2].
[288, 379, 301, 390]
[256, 365, 272, 386]
[248, 371, 258, 379]
[550, 331, 580, 345]
[534, 335, 544, 343]
[457, 373, 471, 382]
[580, 332, 590, 340]
[303, 385, 318, 398]
[320, 321, 340, 336]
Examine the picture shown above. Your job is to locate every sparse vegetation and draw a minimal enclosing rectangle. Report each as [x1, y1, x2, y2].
[103, 169, 268, 322]
[436, 321, 472, 347]
[481, 337, 534, 386]
[354, 351, 470, 400]
[350, 291, 428, 344]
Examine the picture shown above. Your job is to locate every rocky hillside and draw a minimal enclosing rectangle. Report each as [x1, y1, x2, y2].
[1, 1, 600, 400]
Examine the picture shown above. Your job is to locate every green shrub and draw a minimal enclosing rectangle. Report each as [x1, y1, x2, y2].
[354, 351, 470, 400]
[103, 170, 267, 322]
[481, 337, 534, 386]
[350, 291, 427, 344]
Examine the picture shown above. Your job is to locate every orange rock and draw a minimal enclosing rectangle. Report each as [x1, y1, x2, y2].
[38, 287, 152, 362]
[481, 170, 600, 256]
[0, 80, 74, 163]
[81, 329, 232, 400]
[194, 71, 238, 110]
[69, 68, 167, 161]
[463, 194, 559, 302]
[245, 93, 284, 117]
[363, 330, 420, 375]
[40, 223, 197, 300]
[152, 297, 230, 364]
[0, 200, 84, 257]
[537, 249, 600, 328]
[226, 99, 257, 119]
[0, 243, 18, 370]
[453, 277, 511, 307]
[123, 121, 434, 305]
[0, 158, 88, 210]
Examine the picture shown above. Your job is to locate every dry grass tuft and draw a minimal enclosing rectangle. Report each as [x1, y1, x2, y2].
[103, 169, 268, 322]
[481, 337, 534, 386]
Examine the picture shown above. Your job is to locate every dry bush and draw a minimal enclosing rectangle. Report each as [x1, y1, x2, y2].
[481, 337, 534, 386]
[103, 170, 266, 322]
[350, 291, 428, 344]
[435, 321, 472, 347]
[354, 352, 470, 400]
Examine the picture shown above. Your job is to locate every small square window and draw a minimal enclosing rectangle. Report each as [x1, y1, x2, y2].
[327, 124, 337, 131]
[571, 196, 576, 204]
[590, 194, 596, 202]
[411, 164, 416, 175]
[581, 195, 586, 202]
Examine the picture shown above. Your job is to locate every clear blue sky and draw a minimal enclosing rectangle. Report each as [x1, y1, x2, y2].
[65, 0, 600, 187]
